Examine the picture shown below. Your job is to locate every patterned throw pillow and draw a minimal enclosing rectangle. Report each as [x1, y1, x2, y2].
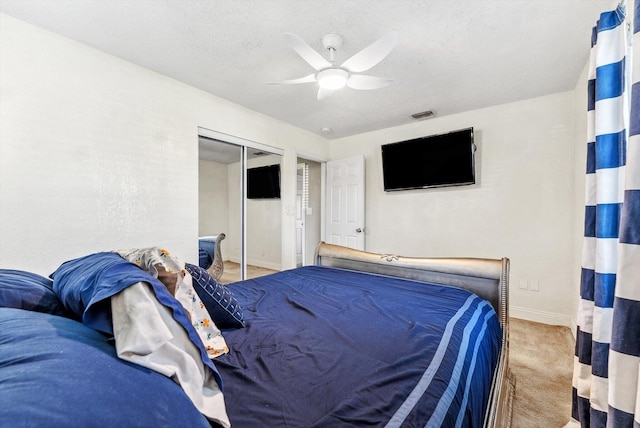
[185, 263, 245, 329]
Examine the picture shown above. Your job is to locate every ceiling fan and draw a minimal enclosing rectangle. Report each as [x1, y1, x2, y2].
[269, 31, 398, 100]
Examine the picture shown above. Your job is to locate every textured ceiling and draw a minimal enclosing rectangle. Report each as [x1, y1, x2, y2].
[0, 0, 615, 139]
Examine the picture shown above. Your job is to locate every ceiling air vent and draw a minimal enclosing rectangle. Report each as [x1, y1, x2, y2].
[410, 110, 435, 120]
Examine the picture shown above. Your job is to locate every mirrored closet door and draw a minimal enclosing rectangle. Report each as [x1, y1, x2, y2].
[198, 129, 282, 283]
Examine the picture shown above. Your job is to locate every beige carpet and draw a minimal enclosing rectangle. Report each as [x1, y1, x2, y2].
[219, 261, 278, 284]
[509, 318, 575, 427]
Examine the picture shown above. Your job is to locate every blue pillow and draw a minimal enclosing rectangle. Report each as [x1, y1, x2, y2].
[185, 263, 245, 329]
[0, 269, 70, 317]
[0, 307, 210, 427]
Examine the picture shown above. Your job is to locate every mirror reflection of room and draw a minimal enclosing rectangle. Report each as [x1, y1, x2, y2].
[243, 152, 282, 282]
[198, 136, 282, 284]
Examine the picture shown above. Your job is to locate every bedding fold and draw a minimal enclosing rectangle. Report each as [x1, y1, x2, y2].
[50, 250, 229, 426]
[112, 282, 229, 427]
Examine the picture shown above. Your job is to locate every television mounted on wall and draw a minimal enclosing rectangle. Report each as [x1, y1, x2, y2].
[247, 164, 281, 199]
[381, 127, 476, 191]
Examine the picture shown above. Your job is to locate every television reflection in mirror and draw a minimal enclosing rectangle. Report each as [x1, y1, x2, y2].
[247, 164, 281, 199]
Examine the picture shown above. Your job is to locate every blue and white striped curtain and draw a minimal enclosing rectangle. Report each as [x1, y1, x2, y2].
[570, 1, 640, 426]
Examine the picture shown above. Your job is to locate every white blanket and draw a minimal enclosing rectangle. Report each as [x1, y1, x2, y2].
[111, 281, 230, 427]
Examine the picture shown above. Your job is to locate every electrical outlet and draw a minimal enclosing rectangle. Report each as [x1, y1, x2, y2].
[530, 280, 539, 291]
[519, 279, 528, 290]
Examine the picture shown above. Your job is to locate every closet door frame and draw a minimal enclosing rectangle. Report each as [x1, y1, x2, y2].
[198, 127, 283, 281]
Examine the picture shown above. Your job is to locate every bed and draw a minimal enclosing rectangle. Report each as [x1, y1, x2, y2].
[199, 233, 226, 280]
[0, 242, 513, 427]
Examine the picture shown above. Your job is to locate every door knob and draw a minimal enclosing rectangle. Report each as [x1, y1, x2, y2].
[355, 228, 363, 233]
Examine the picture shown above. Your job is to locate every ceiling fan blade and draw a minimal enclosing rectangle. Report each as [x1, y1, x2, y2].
[283, 33, 332, 71]
[317, 87, 332, 100]
[340, 31, 398, 73]
[346, 75, 393, 90]
[267, 74, 317, 85]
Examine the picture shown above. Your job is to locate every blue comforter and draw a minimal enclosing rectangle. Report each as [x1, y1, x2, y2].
[217, 266, 502, 427]
[1, 256, 500, 427]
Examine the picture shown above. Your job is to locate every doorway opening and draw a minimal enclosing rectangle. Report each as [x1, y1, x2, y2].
[295, 157, 323, 267]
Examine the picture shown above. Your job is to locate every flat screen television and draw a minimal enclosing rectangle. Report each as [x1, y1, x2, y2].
[247, 164, 281, 199]
[381, 127, 476, 191]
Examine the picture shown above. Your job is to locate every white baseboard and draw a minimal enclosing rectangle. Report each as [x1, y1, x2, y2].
[569, 316, 577, 338]
[510, 305, 573, 328]
[246, 258, 282, 271]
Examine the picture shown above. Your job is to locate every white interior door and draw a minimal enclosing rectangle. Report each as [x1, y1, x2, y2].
[325, 155, 365, 250]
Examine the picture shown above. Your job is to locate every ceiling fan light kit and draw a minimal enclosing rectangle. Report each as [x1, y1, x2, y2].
[271, 31, 398, 100]
[317, 68, 349, 90]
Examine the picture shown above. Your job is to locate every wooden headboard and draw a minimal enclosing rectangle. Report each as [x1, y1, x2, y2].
[314, 242, 510, 327]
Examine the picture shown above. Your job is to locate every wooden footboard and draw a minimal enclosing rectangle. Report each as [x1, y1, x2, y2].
[314, 242, 512, 427]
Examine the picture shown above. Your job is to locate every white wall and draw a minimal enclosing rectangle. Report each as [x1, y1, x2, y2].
[199, 160, 229, 237]
[569, 62, 591, 333]
[330, 92, 579, 325]
[0, 13, 329, 275]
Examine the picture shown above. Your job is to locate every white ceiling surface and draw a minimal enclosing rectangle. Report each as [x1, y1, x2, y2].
[0, 0, 614, 139]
